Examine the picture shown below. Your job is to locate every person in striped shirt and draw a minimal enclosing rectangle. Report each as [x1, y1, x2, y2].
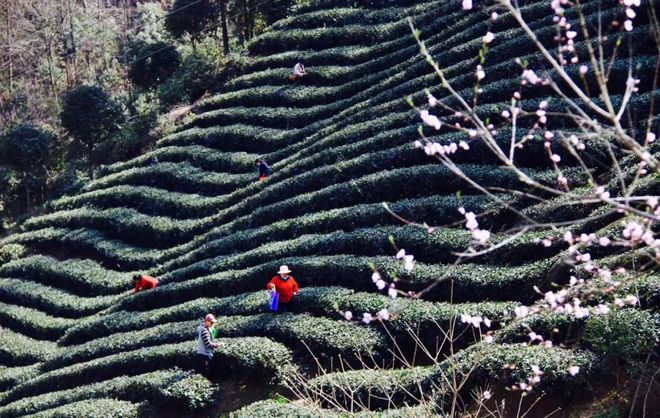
[196, 314, 223, 378]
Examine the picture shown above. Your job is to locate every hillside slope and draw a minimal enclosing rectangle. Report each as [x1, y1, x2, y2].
[0, 0, 658, 416]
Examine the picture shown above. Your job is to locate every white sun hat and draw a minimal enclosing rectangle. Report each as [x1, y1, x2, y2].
[277, 265, 292, 274]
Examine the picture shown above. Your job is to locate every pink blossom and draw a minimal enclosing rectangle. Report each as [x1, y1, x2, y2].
[459, 140, 470, 150]
[377, 309, 390, 321]
[465, 212, 478, 230]
[484, 334, 494, 343]
[472, 229, 490, 244]
[420, 110, 441, 130]
[376, 279, 387, 290]
[595, 304, 610, 315]
[568, 365, 580, 376]
[564, 231, 574, 243]
[515, 305, 529, 318]
[647, 132, 656, 143]
[396, 249, 406, 259]
[462, 0, 473, 10]
[388, 286, 398, 299]
[483, 32, 495, 44]
[522, 69, 543, 85]
[624, 295, 638, 305]
[344, 311, 353, 321]
[362, 312, 373, 324]
[491, 12, 498, 20]
[623, 19, 633, 32]
[371, 272, 381, 283]
[403, 254, 415, 272]
[599, 237, 611, 246]
[579, 65, 588, 75]
[626, 8, 636, 19]
[483, 317, 492, 328]
[501, 110, 510, 118]
[551, 154, 561, 163]
[476, 65, 485, 80]
[427, 93, 438, 107]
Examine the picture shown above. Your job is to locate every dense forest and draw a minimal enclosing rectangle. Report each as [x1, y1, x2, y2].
[0, 0, 293, 226]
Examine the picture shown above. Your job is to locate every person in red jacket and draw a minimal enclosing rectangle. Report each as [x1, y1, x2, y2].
[267, 265, 299, 313]
[133, 273, 159, 293]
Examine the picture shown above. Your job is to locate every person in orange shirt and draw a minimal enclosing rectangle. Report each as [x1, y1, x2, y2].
[133, 273, 159, 293]
[267, 265, 299, 313]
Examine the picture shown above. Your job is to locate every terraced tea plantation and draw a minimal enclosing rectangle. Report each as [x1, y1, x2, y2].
[0, 0, 658, 416]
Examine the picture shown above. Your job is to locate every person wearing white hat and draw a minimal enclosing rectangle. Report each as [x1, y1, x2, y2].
[196, 313, 223, 377]
[267, 265, 299, 313]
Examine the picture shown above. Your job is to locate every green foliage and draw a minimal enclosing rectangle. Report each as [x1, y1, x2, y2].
[2, 339, 292, 405]
[166, 0, 219, 43]
[584, 309, 660, 362]
[129, 42, 181, 88]
[0, 125, 56, 172]
[0, 277, 120, 318]
[0, 302, 75, 341]
[0, 327, 55, 367]
[0, 369, 216, 417]
[0, 244, 26, 266]
[310, 343, 597, 411]
[0, 255, 127, 296]
[60, 85, 125, 160]
[24, 398, 143, 418]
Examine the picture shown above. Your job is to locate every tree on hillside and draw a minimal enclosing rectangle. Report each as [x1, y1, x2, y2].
[60, 85, 125, 165]
[165, 0, 221, 50]
[129, 42, 181, 88]
[0, 125, 56, 212]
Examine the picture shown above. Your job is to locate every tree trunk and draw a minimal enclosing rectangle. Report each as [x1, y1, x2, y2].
[5, 2, 13, 94]
[219, 0, 229, 55]
[243, 0, 250, 42]
[24, 181, 31, 213]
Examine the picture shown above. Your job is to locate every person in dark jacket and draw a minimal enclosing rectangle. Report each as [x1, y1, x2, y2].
[197, 314, 222, 378]
[255, 158, 270, 181]
[267, 265, 299, 313]
[133, 274, 159, 293]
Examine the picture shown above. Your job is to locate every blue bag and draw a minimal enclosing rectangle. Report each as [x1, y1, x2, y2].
[269, 291, 279, 312]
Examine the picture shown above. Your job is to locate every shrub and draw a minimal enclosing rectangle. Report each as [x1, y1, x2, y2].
[233, 399, 338, 418]
[0, 369, 216, 417]
[310, 343, 597, 411]
[60, 85, 125, 160]
[26, 398, 143, 418]
[0, 302, 75, 341]
[0, 363, 40, 393]
[584, 309, 660, 363]
[0, 278, 119, 318]
[97, 145, 256, 176]
[128, 42, 181, 88]
[0, 327, 53, 367]
[2, 339, 292, 405]
[0, 244, 25, 266]
[165, 0, 218, 44]
[0, 255, 127, 296]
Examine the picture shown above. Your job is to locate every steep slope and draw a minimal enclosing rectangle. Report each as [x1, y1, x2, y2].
[0, 0, 657, 416]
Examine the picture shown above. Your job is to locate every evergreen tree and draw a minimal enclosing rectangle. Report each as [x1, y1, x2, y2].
[60, 85, 125, 163]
